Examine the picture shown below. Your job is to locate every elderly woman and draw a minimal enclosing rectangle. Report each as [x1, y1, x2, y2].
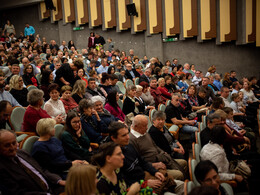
[157, 78, 172, 100]
[149, 111, 185, 159]
[61, 110, 92, 161]
[139, 81, 155, 107]
[122, 85, 139, 116]
[9, 75, 29, 107]
[135, 85, 155, 115]
[71, 80, 86, 104]
[22, 89, 63, 132]
[91, 95, 119, 127]
[44, 83, 66, 121]
[32, 118, 85, 179]
[60, 85, 78, 113]
[104, 90, 125, 121]
[79, 99, 108, 143]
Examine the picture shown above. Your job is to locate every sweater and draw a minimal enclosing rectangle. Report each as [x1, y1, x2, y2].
[104, 103, 125, 121]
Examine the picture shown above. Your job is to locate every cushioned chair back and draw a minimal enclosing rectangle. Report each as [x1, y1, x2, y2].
[125, 79, 134, 89]
[149, 108, 156, 121]
[22, 136, 39, 154]
[196, 132, 201, 149]
[116, 81, 126, 95]
[159, 104, 166, 112]
[166, 99, 171, 106]
[189, 158, 200, 186]
[146, 115, 152, 130]
[27, 85, 38, 92]
[36, 74, 41, 85]
[135, 77, 140, 85]
[117, 99, 123, 110]
[54, 124, 64, 139]
[10, 107, 26, 132]
[114, 72, 120, 76]
[194, 143, 201, 162]
[201, 115, 206, 130]
[16, 134, 28, 143]
[220, 183, 234, 195]
[186, 181, 196, 194]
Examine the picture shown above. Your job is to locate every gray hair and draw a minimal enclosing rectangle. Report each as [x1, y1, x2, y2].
[27, 89, 44, 106]
[91, 96, 105, 105]
[126, 85, 136, 96]
[152, 111, 166, 121]
[36, 118, 56, 136]
[171, 93, 181, 99]
[206, 113, 221, 124]
[135, 85, 143, 92]
[135, 64, 143, 69]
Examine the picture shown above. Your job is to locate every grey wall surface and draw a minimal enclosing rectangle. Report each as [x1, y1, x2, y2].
[2, 4, 260, 79]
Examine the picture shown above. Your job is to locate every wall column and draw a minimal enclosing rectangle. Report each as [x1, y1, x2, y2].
[58, 20, 73, 45]
[145, 34, 163, 61]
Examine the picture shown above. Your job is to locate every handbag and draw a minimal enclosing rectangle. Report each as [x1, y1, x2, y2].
[229, 160, 251, 180]
[125, 112, 135, 127]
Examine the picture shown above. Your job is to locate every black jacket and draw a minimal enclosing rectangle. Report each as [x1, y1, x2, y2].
[125, 69, 140, 80]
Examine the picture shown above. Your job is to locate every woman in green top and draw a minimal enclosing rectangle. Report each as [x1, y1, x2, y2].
[93, 142, 140, 195]
[61, 110, 92, 161]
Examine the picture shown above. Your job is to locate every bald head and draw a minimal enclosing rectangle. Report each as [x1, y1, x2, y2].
[132, 115, 148, 135]
[0, 130, 17, 157]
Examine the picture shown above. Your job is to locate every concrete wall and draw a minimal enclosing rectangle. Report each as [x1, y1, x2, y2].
[2, 4, 260, 78]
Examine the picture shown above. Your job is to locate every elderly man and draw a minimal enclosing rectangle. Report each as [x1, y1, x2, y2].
[59, 40, 68, 51]
[0, 100, 12, 129]
[165, 93, 198, 134]
[213, 73, 223, 91]
[109, 121, 184, 194]
[129, 115, 187, 181]
[139, 68, 151, 84]
[0, 130, 65, 195]
[149, 111, 185, 159]
[125, 63, 140, 80]
[183, 63, 194, 76]
[192, 70, 202, 87]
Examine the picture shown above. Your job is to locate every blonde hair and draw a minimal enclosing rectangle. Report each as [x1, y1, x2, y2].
[158, 78, 165, 84]
[9, 75, 22, 90]
[135, 85, 143, 92]
[72, 80, 86, 96]
[36, 118, 56, 136]
[65, 164, 96, 195]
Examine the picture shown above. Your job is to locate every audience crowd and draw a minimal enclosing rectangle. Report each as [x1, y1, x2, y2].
[0, 21, 260, 195]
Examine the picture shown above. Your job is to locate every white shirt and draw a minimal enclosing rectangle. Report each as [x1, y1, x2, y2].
[44, 99, 66, 118]
[221, 96, 231, 108]
[130, 129, 145, 138]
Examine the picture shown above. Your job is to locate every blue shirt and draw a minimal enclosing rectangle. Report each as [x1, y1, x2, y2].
[0, 90, 21, 107]
[24, 26, 35, 36]
[97, 65, 108, 74]
[213, 80, 223, 91]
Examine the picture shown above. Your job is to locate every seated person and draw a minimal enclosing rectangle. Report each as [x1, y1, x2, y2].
[129, 115, 187, 181]
[71, 80, 86, 104]
[104, 90, 125, 121]
[0, 100, 12, 129]
[177, 74, 189, 92]
[200, 126, 244, 182]
[157, 78, 172, 99]
[60, 85, 78, 113]
[122, 85, 139, 116]
[31, 118, 85, 179]
[139, 81, 155, 107]
[93, 142, 141, 195]
[44, 83, 66, 120]
[91, 95, 119, 128]
[149, 111, 185, 159]
[85, 77, 106, 101]
[209, 97, 224, 114]
[22, 64, 39, 87]
[0, 130, 65, 195]
[165, 93, 198, 135]
[135, 85, 155, 114]
[109, 121, 184, 194]
[22, 89, 63, 132]
[149, 77, 167, 107]
[98, 73, 112, 95]
[9, 75, 29, 107]
[79, 99, 108, 143]
[61, 110, 92, 161]
[195, 160, 231, 195]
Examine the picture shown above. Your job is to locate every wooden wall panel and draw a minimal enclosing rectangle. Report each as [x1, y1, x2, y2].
[182, 0, 198, 38]
[117, 0, 131, 30]
[219, 0, 236, 42]
[200, 0, 216, 40]
[257, 0, 260, 46]
[52, 0, 63, 22]
[148, 0, 162, 34]
[103, 0, 116, 28]
[39, 2, 50, 20]
[75, 0, 89, 26]
[246, 0, 256, 43]
[90, 0, 102, 27]
[166, 0, 180, 36]
[133, 0, 146, 32]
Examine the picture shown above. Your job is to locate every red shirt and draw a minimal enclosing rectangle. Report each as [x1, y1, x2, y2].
[22, 106, 51, 132]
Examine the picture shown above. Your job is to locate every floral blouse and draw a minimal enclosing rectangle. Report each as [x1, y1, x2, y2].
[97, 168, 128, 195]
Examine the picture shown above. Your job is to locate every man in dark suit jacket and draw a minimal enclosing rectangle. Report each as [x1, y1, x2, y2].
[125, 63, 140, 80]
[0, 130, 65, 195]
[139, 68, 152, 84]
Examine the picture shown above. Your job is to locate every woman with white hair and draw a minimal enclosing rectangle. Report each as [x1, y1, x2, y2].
[91, 95, 120, 129]
[9, 75, 29, 106]
[31, 118, 85, 179]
